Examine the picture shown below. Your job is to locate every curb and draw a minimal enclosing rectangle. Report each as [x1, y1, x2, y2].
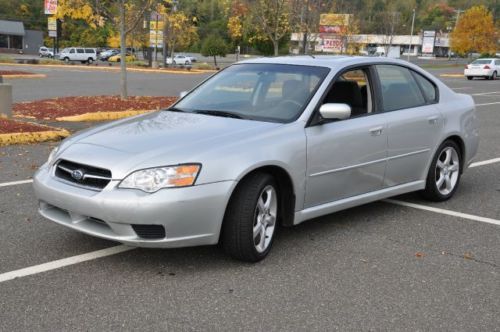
[0, 128, 70, 146]
[440, 74, 464, 78]
[1, 74, 46, 79]
[0, 62, 215, 75]
[55, 109, 154, 122]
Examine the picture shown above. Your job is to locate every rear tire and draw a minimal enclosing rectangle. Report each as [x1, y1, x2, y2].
[88, 58, 94, 64]
[491, 71, 497, 80]
[421, 140, 462, 202]
[222, 173, 279, 262]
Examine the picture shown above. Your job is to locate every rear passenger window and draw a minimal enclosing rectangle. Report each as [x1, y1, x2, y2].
[376, 65, 425, 112]
[69, 49, 75, 54]
[413, 72, 437, 103]
[77, 49, 84, 54]
[85, 49, 94, 53]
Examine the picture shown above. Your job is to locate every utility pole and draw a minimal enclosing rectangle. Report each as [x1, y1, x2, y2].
[407, 8, 416, 62]
[454, 9, 464, 29]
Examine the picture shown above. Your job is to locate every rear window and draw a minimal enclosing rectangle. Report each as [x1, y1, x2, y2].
[471, 59, 492, 65]
[413, 72, 437, 103]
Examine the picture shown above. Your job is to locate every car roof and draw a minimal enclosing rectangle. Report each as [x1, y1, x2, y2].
[472, 58, 498, 61]
[239, 55, 413, 69]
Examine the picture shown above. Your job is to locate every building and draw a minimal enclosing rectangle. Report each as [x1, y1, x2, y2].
[290, 32, 451, 57]
[0, 20, 44, 55]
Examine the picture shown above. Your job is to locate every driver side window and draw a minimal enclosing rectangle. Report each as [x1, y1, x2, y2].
[322, 68, 373, 118]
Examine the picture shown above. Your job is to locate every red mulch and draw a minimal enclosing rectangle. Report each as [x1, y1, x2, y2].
[14, 96, 178, 120]
[0, 70, 36, 76]
[0, 118, 51, 134]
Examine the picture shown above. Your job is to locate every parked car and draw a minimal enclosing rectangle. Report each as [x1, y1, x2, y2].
[166, 55, 192, 65]
[108, 53, 137, 62]
[464, 58, 500, 80]
[99, 49, 120, 61]
[59, 47, 97, 64]
[39, 46, 54, 58]
[34, 56, 479, 262]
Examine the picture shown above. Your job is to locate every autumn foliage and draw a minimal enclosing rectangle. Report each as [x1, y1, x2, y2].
[450, 6, 497, 56]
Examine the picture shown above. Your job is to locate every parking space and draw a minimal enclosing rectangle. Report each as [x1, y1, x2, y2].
[0, 68, 499, 330]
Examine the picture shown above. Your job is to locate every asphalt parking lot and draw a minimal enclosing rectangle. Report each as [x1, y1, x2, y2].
[0, 66, 499, 331]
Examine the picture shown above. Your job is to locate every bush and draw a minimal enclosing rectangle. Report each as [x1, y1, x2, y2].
[193, 62, 213, 70]
[128, 61, 149, 68]
[39, 58, 62, 65]
[0, 55, 14, 63]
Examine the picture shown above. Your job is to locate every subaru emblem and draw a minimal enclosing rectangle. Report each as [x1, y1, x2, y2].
[71, 169, 84, 181]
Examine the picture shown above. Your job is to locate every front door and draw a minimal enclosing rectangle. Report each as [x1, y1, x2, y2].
[304, 67, 388, 208]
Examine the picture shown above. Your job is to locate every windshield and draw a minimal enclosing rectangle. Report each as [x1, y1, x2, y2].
[174, 63, 330, 123]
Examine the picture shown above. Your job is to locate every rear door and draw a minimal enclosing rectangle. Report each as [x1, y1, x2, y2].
[375, 65, 443, 187]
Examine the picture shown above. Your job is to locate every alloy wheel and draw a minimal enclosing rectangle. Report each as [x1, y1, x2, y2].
[435, 147, 460, 195]
[253, 185, 277, 253]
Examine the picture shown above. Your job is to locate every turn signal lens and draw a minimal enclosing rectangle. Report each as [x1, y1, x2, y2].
[119, 164, 201, 193]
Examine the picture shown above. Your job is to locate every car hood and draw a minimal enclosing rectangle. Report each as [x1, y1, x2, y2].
[57, 111, 281, 179]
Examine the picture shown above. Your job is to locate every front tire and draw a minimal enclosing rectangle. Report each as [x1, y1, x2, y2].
[88, 58, 94, 64]
[466, 76, 473, 80]
[422, 140, 461, 202]
[491, 71, 497, 80]
[222, 173, 279, 262]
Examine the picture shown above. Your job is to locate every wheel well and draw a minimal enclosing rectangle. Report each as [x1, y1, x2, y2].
[237, 166, 296, 227]
[446, 135, 465, 172]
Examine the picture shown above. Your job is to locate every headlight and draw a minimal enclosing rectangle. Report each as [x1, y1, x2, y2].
[47, 147, 59, 165]
[119, 164, 201, 193]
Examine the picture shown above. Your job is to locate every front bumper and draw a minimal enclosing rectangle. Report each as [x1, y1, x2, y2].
[33, 164, 236, 248]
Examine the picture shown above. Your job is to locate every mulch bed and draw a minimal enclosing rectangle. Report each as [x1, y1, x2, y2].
[14, 96, 178, 120]
[0, 118, 53, 134]
[0, 70, 37, 76]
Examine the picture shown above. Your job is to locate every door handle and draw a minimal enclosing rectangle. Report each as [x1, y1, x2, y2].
[369, 126, 383, 136]
[428, 115, 439, 124]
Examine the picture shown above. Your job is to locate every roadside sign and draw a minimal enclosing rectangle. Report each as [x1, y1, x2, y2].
[422, 30, 436, 54]
[48, 30, 57, 37]
[48, 17, 57, 31]
[150, 21, 164, 31]
[149, 30, 163, 48]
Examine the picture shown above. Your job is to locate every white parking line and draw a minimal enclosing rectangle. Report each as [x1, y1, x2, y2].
[471, 91, 500, 96]
[384, 199, 500, 227]
[469, 157, 500, 168]
[476, 101, 500, 107]
[0, 245, 135, 283]
[0, 179, 33, 187]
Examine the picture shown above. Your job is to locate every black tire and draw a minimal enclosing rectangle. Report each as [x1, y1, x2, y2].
[466, 76, 473, 80]
[64, 57, 70, 63]
[222, 172, 279, 262]
[88, 58, 94, 64]
[421, 140, 462, 202]
[491, 71, 497, 80]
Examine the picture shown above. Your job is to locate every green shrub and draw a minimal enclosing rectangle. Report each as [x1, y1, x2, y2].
[39, 58, 62, 65]
[128, 61, 149, 67]
[193, 62, 213, 70]
[0, 55, 14, 63]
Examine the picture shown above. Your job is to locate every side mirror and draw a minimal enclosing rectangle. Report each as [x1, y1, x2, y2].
[179, 91, 188, 98]
[319, 103, 351, 121]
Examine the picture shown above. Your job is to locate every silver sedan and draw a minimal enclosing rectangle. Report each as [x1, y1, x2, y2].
[34, 56, 479, 262]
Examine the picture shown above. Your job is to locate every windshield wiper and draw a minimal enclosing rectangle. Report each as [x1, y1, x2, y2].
[165, 107, 189, 113]
[193, 110, 246, 119]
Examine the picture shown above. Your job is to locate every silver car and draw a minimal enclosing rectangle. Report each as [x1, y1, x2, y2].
[34, 56, 479, 262]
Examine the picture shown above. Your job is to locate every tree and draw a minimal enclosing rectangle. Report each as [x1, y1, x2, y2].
[450, 5, 497, 56]
[56, 0, 154, 99]
[250, 0, 291, 56]
[201, 34, 228, 67]
[163, 12, 198, 58]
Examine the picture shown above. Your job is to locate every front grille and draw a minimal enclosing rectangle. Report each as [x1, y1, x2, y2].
[55, 159, 112, 190]
[132, 225, 166, 239]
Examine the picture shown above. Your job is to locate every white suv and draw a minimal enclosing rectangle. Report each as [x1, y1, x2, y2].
[59, 47, 97, 64]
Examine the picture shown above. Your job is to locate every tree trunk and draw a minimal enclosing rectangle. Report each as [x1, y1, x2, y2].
[119, 0, 128, 100]
[213, 55, 217, 67]
[273, 40, 279, 56]
[302, 32, 308, 54]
